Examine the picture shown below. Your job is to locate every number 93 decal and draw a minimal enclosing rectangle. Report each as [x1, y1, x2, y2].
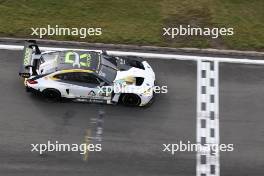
[65, 51, 92, 68]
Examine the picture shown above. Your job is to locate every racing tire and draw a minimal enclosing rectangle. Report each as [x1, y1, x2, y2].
[42, 89, 61, 102]
[121, 94, 141, 106]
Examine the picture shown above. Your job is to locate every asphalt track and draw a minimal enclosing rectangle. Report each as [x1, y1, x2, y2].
[0, 48, 263, 176]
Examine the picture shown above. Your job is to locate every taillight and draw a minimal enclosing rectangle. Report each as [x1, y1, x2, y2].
[27, 79, 38, 84]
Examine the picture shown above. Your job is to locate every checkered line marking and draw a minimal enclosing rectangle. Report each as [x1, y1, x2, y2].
[197, 60, 219, 176]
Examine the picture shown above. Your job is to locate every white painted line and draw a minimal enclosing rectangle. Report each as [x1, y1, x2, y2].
[0, 44, 23, 50]
[0, 44, 263, 65]
[0, 44, 101, 52]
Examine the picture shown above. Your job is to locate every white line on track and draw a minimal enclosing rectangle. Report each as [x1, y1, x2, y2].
[0, 44, 263, 65]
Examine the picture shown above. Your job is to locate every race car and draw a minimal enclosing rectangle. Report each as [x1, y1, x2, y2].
[19, 41, 156, 106]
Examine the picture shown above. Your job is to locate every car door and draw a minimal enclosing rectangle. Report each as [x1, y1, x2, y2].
[52, 72, 95, 99]
[66, 72, 111, 102]
[54, 71, 112, 102]
[72, 72, 112, 103]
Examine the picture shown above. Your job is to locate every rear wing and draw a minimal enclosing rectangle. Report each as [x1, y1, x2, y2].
[19, 40, 41, 78]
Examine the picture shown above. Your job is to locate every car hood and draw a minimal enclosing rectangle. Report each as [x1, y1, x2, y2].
[114, 61, 155, 86]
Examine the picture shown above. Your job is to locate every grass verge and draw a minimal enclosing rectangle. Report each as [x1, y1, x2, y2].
[0, 0, 263, 51]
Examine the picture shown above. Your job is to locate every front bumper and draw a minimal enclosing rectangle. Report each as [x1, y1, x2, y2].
[140, 93, 155, 106]
[139, 61, 156, 106]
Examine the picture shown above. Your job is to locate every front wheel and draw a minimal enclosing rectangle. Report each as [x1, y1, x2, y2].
[42, 89, 61, 102]
[121, 94, 141, 106]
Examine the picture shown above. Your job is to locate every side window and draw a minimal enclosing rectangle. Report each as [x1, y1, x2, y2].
[78, 72, 101, 85]
[53, 73, 64, 80]
[54, 72, 102, 85]
[53, 73, 76, 81]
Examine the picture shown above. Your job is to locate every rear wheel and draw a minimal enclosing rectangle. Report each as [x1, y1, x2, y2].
[42, 89, 61, 102]
[121, 94, 141, 106]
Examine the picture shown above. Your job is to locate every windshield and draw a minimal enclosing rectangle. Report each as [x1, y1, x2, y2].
[98, 64, 117, 83]
[98, 56, 118, 82]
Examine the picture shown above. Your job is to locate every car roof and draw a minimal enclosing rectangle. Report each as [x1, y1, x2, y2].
[56, 51, 101, 71]
[40, 50, 101, 73]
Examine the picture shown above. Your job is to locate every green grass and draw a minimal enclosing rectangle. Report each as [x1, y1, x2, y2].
[0, 0, 263, 51]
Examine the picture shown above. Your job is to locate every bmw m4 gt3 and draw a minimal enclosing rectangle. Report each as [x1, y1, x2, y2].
[19, 41, 156, 106]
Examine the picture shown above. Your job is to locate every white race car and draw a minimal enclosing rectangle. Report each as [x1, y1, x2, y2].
[19, 41, 155, 106]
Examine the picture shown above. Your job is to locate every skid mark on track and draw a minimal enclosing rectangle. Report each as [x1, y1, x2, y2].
[83, 129, 91, 161]
[82, 106, 105, 161]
